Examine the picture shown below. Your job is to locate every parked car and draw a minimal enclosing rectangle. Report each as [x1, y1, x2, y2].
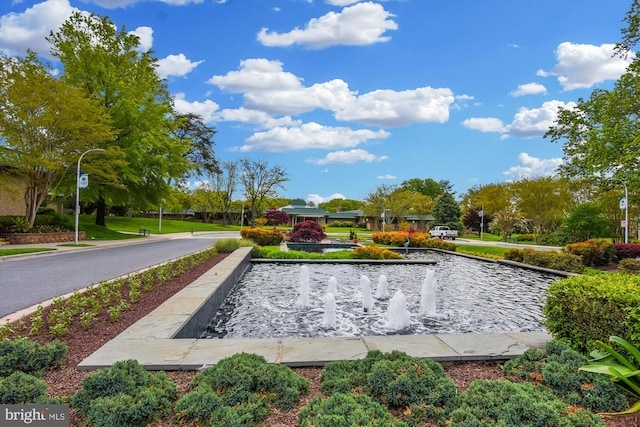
[429, 225, 458, 240]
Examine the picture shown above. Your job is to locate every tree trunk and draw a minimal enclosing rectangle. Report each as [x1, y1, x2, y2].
[95, 197, 107, 226]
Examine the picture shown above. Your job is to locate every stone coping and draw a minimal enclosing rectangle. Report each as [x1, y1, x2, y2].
[78, 247, 551, 371]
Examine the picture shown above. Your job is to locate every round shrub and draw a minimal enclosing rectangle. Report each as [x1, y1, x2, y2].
[0, 371, 57, 404]
[71, 359, 178, 427]
[619, 257, 640, 274]
[240, 228, 284, 246]
[0, 338, 67, 377]
[349, 246, 404, 260]
[298, 393, 407, 427]
[289, 220, 326, 243]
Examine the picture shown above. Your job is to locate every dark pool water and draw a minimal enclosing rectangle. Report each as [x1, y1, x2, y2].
[201, 251, 561, 339]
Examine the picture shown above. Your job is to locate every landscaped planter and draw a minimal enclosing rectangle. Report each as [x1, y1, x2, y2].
[1, 232, 84, 244]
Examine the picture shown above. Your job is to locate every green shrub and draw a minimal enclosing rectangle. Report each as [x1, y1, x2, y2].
[176, 353, 309, 426]
[503, 340, 627, 413]
[448, 379, 604, 427]
[298, 393, 407, 427]
[503, 248, 585, 273]
[565, 239, 613, 267]
[544, 274, 640, 353]
[240, 228, 284, 246]
[71, 359, 178, 427]
[504, 247, 525, 262]
[0, 338, 67, 377]
[321, 350, 457, 423]
[619, 258, 640, 274]
[0, 371, 58, 404]
[329, 220, 353, 227]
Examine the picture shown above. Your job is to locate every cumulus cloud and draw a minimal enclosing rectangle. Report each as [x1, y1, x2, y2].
[336, 87, 455, 127]
[510, 82, 547, 97]
[257, 2, 397, 49]
[537, 42, 633, 90]
[156, 53, 204, 78]
[218, 108, 301, 128]
[307, 193, 346, 205]
[0, 0, 75, 58]
[173, 92, 220, 123]
[377, 174, 396, 179]
[130, 26, 153, 50]
[241, 123, 390, 153]
[463, 100, 575, 139]
[326, 0, 360, 5]
[307, 148, 389, 165]
[503, 153, 563, 179]
[209, 58, 455, 128]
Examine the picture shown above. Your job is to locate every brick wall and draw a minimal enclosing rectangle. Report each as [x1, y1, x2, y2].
[0, 176, 26, 216]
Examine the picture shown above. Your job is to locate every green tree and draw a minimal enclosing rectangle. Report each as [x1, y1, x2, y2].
[409, 193, 434, 231]
[319, 198, 364, 212]
[0, 52, 114, 227]
[400, 177, 443, 198]
[164, 186, 192, 220]
[47, 12, 191, 226]
[561, 202, 614, 243]
[385, 187, 414, 227]
[172, 113, 219, 181]
[362, 184, 393, 231]
[432, 191, 462, 230]
[512, 177, 573, 243]
[212, 160, 239, 226]
[239, 158, 289, 227]
[192, 182, 218, 223]
[489, 209, 525, 242]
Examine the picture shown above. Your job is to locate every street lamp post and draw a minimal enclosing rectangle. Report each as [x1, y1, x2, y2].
[75, 148, 105, 245]
[611, 178, 629, 244]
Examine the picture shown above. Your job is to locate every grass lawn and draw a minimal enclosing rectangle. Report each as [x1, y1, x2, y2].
[0, 247, 56, 256]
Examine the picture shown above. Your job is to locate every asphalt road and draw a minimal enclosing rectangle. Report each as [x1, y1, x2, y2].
[0, 233, 235, 318]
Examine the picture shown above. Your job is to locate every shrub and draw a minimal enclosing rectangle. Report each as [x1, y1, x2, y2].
[371, 232, 457, 251]
[329, 220, 353, 227]
[0, 338, 67, 377]
[619, 258, 640, 274]
[507, 248, 585, 273]
[321, 350, 457, 422]
[71, 359, 178, 427]
[349, 246, 404, 260]
[0, 371, 58, 404]
[214, 238, 240, 253]
[502, 340, 627, 413]
[543, 274, 640, 353]
[613, 243, 640, 261]
[262, 208, 290, 226]
[289, 220, 326, 243]
[240, 227, 284, 246]
[448, 379, 604, 426]
[298, 393, 407, 427]
[176, 353, 309, 425]
[565, 239, 613, 267]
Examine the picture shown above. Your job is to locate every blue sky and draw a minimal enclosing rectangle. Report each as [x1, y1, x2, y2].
[0, 0, 634, 204]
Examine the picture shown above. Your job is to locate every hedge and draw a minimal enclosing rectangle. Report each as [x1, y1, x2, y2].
[240, 228, 285, 246]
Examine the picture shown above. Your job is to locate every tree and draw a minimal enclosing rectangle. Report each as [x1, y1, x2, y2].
[192, 182, 218, 223]
[362, 184, 393, 231]
[489, 209, 525, 242]
[432, 192, 462, 230]
[409, 193, 434, 231]
[172, 113, 219, 181]
[385, 187, 414, 227]
[512, 177, 573, 243]
[561, 202, 614, 243]
[0, 52, 114, 227]
[212, 161, 239, 226]
[47, 12, 191, 226]
[289, 220, 326, 243]
[319, 198, 364, 212]
[164, 186, 192, 220]
[239, 158, 289, 227]
[401, 178, 444, 198]
[263, 208, 290, 226]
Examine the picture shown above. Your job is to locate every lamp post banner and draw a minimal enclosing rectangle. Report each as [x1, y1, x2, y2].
[620, 197, 627, 210]
[78, 173, 89, 189]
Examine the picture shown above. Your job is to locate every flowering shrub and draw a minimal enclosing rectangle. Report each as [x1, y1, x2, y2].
[349, 246, 404, 260]
[371, 232, 457, 251]
[564, 239, 613, 266]
[240, 228, 284, 246]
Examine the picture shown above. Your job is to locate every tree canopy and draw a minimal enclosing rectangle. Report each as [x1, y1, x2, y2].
[0, 52, 114, 226]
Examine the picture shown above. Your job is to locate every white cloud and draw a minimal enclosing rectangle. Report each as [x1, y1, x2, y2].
[510, 82, 547, 97]
[326, 0, 360, 5]
[462, 117, 506, 133]
[307, 148, 389, 165]
[173, 92, 220, 123]
[376, 174, 396, 179]
[219, 108, 301, 128]
[307, 193, 346, 205]
[463, 100, 575, 139]
[257, 2, 397, 49]
[503, 153, 563, 179]
[130, 26, 153, 51]
[156, 53, 204, 78]
[209, 58, 455, 128]
[241, 122, 389, 153]
[537, 42, 633, 90]
[0, 0, 76, 58]
[336, 87, 455, 127]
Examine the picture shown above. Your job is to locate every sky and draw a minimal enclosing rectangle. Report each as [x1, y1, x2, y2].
[0, 0, 635, 205]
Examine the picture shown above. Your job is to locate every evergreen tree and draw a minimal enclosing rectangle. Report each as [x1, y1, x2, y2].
[432, 192, 462, 230]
